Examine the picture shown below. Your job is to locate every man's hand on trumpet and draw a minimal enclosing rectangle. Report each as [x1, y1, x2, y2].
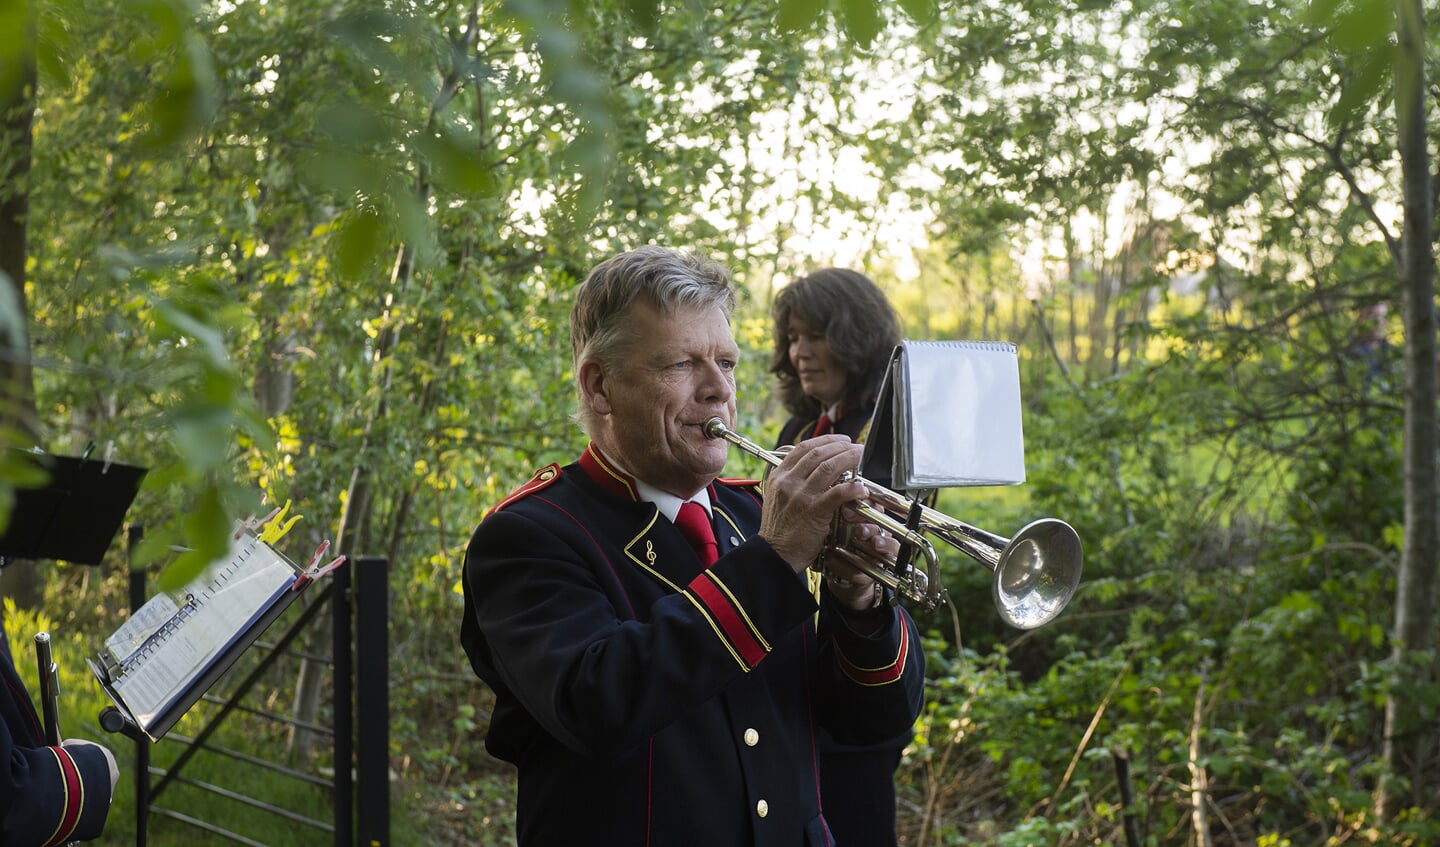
[821, 504, 901, 612]
[755, 434, 902, 613]
[756, 434, 869, 575]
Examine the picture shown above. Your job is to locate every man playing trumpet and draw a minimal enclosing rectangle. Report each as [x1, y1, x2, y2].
[460, 245, 925, 846]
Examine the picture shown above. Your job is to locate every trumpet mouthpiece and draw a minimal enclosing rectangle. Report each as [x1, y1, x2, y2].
[703, 417, 729, 439]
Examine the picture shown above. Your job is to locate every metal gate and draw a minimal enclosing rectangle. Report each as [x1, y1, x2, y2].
[106, 530, 390, 847]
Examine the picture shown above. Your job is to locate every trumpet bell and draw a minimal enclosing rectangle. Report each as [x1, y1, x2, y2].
[993, 519, 1084, 630]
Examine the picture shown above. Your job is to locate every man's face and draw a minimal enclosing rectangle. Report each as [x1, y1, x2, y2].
[581, 301, 739, 499]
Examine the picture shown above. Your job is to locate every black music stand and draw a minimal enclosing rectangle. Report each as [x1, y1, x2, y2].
[858, 347, 900, 488]
[0, 450, 146, 566]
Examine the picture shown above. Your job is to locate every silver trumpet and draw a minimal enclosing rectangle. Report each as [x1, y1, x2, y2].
[703, 417, 1083, 629]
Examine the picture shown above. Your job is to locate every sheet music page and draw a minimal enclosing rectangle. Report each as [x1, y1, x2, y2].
[104, 592, 181, 666]
[902, 341, 1026, 487]
[109, 534, 298, 729]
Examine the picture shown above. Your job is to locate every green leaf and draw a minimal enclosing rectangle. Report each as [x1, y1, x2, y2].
[777, 0, 825, 32]
[0, 1, 35, 102]
[0, 450, 54, 490]
[235, 403, 278, 454]
[171, 403, 234, 471]
[1305, 0, 1343, 26]
[315, 99, 394, 147]
[417, 131, 498, 198]
[157, 483, 230, 590]
[1330, 0, 1394, 51]
[1278, 591, 1321, 613]
[1328, 44, 1393, 128]
[621, 0, 661, 31]
[556, 126, 615, 222]
[896, 0, 936, 23]
[297, 148, 389, 197]
[152, 298, 231, 370]
[333, 206, 386, 278]
[838, 0, 883, 45]
[128, 525, 181, 571]
[138, 32, 219, 152]
[125, 0, 185, 46]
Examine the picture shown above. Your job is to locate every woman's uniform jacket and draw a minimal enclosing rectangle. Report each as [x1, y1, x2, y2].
[460, 444, 925, 846]
[1, 629, 113, 846]
[776, 406, 873, 449]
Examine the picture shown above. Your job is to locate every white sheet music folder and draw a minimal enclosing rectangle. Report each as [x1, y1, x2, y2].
[88, 530, 306, 741]
[874, 340, 1027, 488]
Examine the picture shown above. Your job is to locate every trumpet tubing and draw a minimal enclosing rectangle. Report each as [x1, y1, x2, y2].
[703, 417, 1083, 628]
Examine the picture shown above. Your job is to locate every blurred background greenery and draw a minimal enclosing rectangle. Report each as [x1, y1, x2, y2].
[1, 0, 1435, 843]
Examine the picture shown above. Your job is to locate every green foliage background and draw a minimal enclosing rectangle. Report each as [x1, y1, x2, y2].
[2, 0, 1436, 844]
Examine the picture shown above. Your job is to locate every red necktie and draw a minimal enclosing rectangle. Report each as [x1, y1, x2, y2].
[675, 501, 719, 567]
[810, 414, 832, 438]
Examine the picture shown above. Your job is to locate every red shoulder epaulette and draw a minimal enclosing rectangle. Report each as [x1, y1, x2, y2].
[486, 464, 564, 517]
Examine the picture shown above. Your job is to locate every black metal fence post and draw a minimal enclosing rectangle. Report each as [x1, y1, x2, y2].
[126, 523, 149, 847]
[354, 556, 389, 847]
[333, 554, 353, 847]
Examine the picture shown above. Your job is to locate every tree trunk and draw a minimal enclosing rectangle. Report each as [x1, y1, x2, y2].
[288, 298, 388, 760]
[288, 8, 475, 750]
[0, 0, 38, 442]
[0, 0, 45, 610]
[1187, 673, 1213, 847]
[1380, 0, 1438, 821]
[1063, 216, 1079, 365]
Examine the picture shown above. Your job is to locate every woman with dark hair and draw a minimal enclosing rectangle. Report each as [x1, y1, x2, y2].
[771, 268, 903, 446]
[770, 267, 913, 847]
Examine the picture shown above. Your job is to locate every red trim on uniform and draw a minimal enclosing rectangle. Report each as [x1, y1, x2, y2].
[715, 479, 763, 513]
[3, 672, 43, 739]
[688, 574, 767, 667]
[486, 464, 563, 517]
[714, 476, 760, 487]
[578, 444, 642, 501]
[532, 495, 639, 621]
[42, 746, 83, 847]
[836, 618, 910, 686]
[799, 622, 827, 826]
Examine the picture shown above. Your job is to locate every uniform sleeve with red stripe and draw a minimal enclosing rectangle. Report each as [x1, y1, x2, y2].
[811, 593, 927, 748]
[694, 542, 926, 748]
[2, 675, 115, 846]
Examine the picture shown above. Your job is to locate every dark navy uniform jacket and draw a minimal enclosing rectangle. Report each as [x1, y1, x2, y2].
[1, 628, 113, 846]
[779, 406, 914, 847]
[461, 444, 925, 846]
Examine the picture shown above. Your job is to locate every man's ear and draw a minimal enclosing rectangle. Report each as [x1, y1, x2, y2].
[578, 359, 613, 416]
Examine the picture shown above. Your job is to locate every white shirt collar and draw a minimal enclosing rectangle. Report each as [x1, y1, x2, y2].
[635, 480, 712, 523]
[596, 447, 712, 522]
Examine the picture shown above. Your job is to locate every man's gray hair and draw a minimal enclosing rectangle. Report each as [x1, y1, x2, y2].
[570, 246, 736, 430]
[571, 246, 736, 370]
